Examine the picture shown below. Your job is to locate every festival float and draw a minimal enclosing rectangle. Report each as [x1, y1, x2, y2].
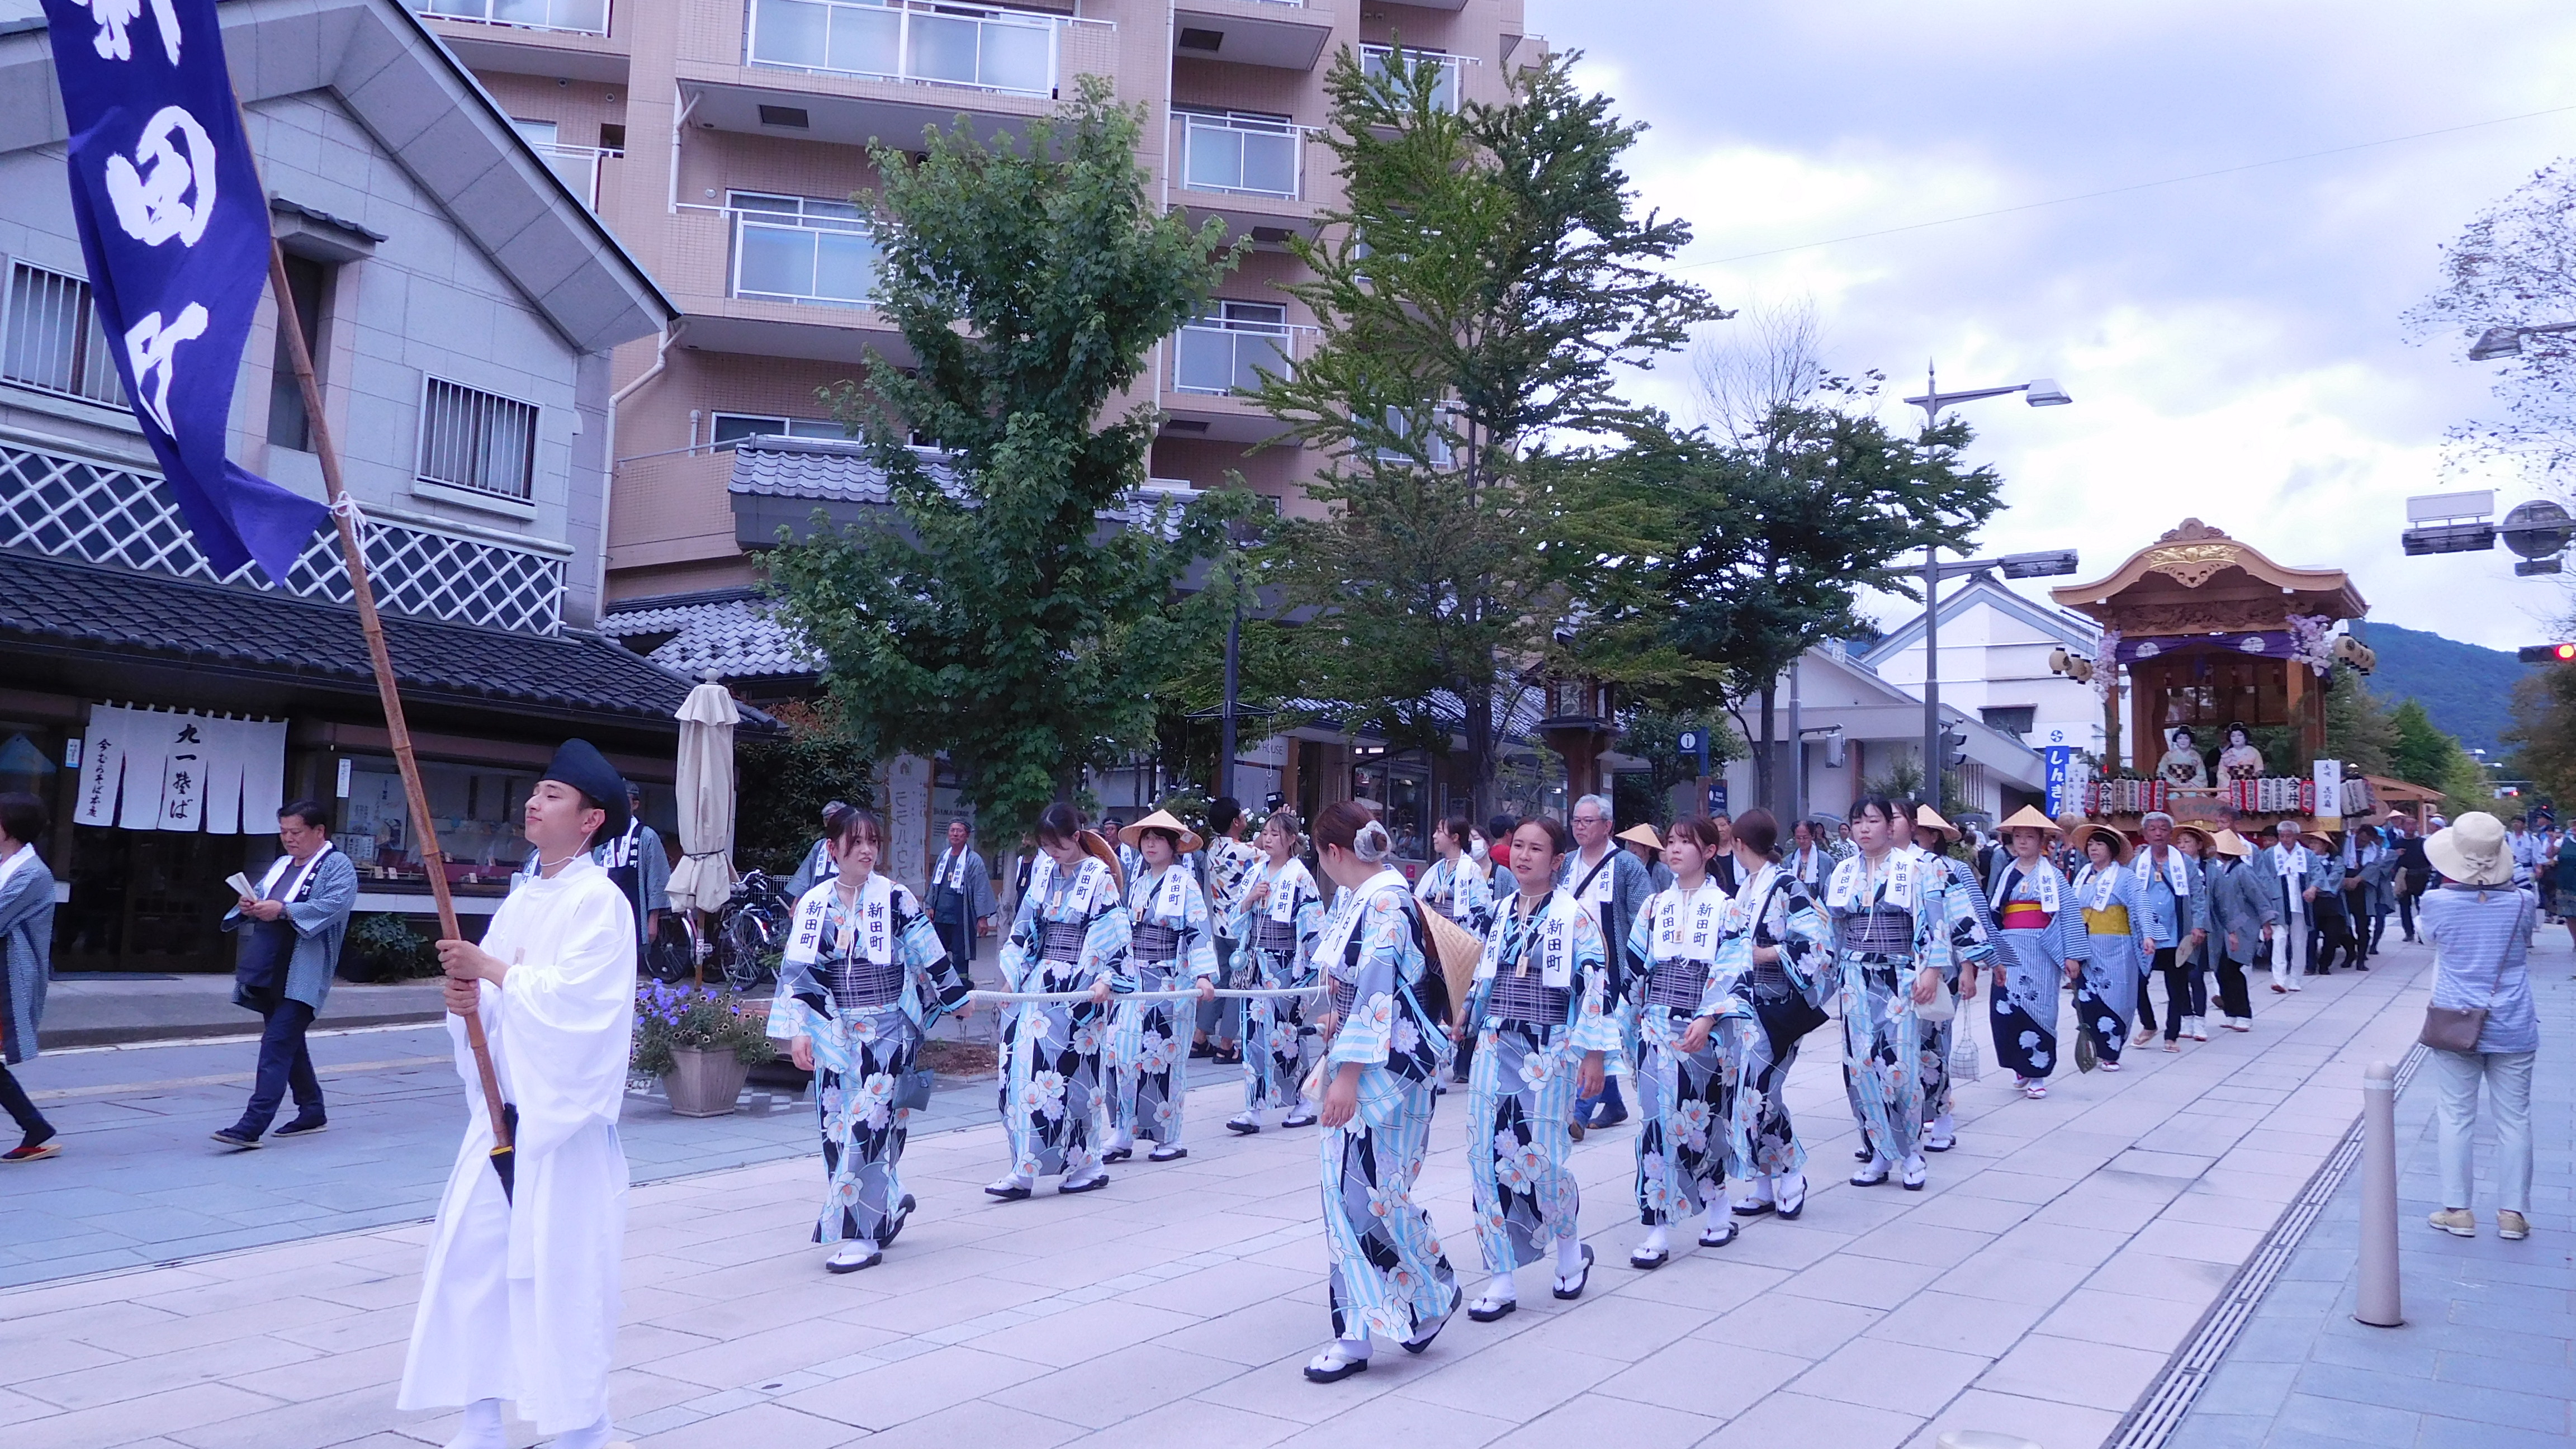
[2047, 520, 2384, 834]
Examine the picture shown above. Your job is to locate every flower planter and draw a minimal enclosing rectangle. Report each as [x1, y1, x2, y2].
[663, 1046, 751, 1117]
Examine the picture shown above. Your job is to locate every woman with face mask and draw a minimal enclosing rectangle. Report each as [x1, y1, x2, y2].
[770, 804, 972, 1272]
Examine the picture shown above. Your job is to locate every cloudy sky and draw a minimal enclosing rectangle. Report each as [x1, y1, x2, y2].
[1527, 0, 2576, 649]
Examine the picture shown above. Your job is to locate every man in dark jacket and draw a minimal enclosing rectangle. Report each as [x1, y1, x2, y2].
[2393, 815, 2433, 943]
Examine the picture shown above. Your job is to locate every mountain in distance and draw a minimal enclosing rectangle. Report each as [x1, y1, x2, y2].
[2352, 622, 2535, 756]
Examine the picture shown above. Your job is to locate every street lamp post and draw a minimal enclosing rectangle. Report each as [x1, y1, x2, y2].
[1901, 362, 2078, 810]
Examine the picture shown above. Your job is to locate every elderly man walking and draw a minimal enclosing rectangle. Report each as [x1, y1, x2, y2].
[214, 799, 359, 1148]
[1562, 793, 1650, 1131]
[928, 819, 997, 986]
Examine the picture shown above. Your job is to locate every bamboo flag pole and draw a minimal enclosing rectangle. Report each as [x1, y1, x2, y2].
[263, 245, 517, 1197]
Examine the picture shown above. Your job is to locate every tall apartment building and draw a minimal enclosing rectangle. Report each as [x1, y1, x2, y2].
[415, 0, 1538, 605]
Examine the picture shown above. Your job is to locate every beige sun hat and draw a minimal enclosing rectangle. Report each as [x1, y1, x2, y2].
[1996, 805, 2063, 840]
[2212, 828, 2254, 859]
[1617, 823, 1664, 851]
[1118, 809, 1204, 855]
[2425, 811, 2514, 888]
[1912, 805, 1962, 841]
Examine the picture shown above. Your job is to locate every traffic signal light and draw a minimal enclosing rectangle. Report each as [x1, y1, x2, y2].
[1940, 724, 1970, 769]
[2518, 643, 2576, 664]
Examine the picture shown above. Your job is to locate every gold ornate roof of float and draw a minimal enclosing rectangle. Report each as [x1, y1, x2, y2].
[2049, 519, 2367, 632]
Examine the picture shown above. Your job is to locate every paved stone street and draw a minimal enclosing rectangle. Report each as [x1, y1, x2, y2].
[0, 941, 2446, 1448]
[2171, 934, 2576, 1449]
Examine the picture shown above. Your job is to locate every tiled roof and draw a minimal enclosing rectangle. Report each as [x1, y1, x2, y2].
[601, 589, 820, 682]
[727, 437, 1196, 535]
[0, 549, 747, 731]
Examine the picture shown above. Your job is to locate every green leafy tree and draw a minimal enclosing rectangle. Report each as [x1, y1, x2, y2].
[1651, 404, 2004, 810]
[765, 80, 1248, 839]
[1614, 706, 1743, 827]
[2390, 697, 2464, 789]
[2507, 667, 2576, 813]
[732, 700, 878, 876]
[1248, 48, 1723, 818]
[2323, 671, 2397, 778]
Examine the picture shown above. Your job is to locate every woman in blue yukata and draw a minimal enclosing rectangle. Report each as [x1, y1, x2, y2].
[1414, 816, 1497, 936]
[1710, 808, 1830, 1221]
[1908, 805, 1993, 1153]
[1228, 809, 1325, 1135]
[1985, 806, 2074, 1100]
[1303, 802, 1459, 1384]
[986, 803, 1129, 1200]
[1822, 796, 1954, 1192]
[1106, 809, 1219, 1164]
[770, 804, 973, 1272]
[1622, 816, 1742, 1267]
[2067, 822, 2149, 1072]
[1459, 816, 1620, 1324]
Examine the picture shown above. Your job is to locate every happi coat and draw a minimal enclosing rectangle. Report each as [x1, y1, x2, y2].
[399, 856, 636, 1436]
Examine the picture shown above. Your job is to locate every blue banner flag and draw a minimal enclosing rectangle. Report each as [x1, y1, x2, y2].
[40, 0, 327, 584]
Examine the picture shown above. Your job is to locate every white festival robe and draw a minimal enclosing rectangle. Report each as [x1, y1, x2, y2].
[399, 857, 638, 1436]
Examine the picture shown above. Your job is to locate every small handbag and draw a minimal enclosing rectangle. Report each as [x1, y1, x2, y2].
[1915, 981, 1957, 1024]
[892, 1065, 937, 1112]
[1949, 1030, 1982, 1083]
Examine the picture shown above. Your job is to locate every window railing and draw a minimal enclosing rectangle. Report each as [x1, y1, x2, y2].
[746, 0, 1104, 98]
[418, 0, 609, 37]
[2, 262, 124, 408]
[419, 377, 540, 502]
[1173, 112, 1305, 200]
[1360, 43, 1462, 112]
[1172, 319, 1311, 396]
[730, 203, 881, 308]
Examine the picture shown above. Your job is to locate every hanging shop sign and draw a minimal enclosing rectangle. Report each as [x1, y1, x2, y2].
[74, 702, 286, 834]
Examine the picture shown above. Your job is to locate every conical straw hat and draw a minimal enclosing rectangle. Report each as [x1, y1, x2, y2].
[1420, 910, 1484, 1026]
[1118, 808, 1204, 855]
[1996, 805, 2062, 838]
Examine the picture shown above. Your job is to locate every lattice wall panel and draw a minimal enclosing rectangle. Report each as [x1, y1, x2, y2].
[0, 441, 564, 634]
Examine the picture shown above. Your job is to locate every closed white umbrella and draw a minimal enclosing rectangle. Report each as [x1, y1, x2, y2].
[666, 676, 740, 919]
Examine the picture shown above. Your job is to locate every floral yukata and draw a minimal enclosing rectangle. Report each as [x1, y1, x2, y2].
[2068, 860, 2149, 1067]
[1822, 851, 1953, 1167]
[1464, 888, 1620, 1272]
[1986, 855, 2073, 1081]
[1233, 855, 1324, 1116]
[1718, 863, 1831, 1186]
[1623, 878, 1737, 1226]
[769, 874, 969, 1245]
[1111, 863, 1219, 1149]
[1315, 869, 1459, 1345]
[995, 853, 1129, 1180]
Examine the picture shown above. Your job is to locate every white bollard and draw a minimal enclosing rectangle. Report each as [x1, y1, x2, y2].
[2356, 1059, 2403, 1328]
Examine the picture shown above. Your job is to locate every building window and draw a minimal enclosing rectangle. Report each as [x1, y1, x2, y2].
[2, 262, 124, 407]
[709, 413, 847, 448]
[730, 191, 879, 307]
[1374, 404, 1455, 466]
[266, 253, 333, 451]
[418, 377, 539, 501]
[1173, 108, 1300, 198]
[1980, 705, 2035, 738]
[417, 0, 610, 38]
[1173, 301, 1290, 395]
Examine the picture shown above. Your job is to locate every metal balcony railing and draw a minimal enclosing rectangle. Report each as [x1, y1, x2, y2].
[1171, 319, 1311, 396]
[728, 203, 881, 308]
[745, 0, 1106, 98]
[418, 0, 609, 37]
[1360, 43, 1462, 111]
[1172, 112, 1306, 200]
[529, 144, 618, 207]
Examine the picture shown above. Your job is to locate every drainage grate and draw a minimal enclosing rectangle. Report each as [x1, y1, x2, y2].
[2108, 1044, 2427, 1449]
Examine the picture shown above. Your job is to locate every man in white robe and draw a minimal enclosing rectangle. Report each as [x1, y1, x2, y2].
[400, 740, 637, 1449]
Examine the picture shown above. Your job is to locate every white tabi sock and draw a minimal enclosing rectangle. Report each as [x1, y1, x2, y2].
[1639, 1224, 1669, 1256]
[1555, 1234, 1586, 1276]
[444, 1399, 505, 1449]
[1338, 1333, 1372, 1360]
[1706, 1202, 1731, 1236]
[1484, 1271, 1517, 1305]
[548, 1412, 617, 1449]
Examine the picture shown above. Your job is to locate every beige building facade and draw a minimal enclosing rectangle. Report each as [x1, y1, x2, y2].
[414, 0, 1538, 604]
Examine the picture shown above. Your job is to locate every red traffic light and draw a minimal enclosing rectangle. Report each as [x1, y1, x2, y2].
[2518, 643, 2576, 663]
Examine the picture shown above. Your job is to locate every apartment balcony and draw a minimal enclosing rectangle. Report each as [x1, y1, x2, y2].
[675, 0, 1112, 148]
[528, 142, 619, 208]
[1159, 318, 1313, 444]
[657, 202, 910, 365]
[1168, 110, 1325, 240]
[1360, 43, 1463, 111]
[1171, 1, 1332, 71]
[414, 0, 629, 81]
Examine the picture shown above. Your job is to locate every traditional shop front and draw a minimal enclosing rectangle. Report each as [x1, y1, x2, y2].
[0, 550, 728, 974]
